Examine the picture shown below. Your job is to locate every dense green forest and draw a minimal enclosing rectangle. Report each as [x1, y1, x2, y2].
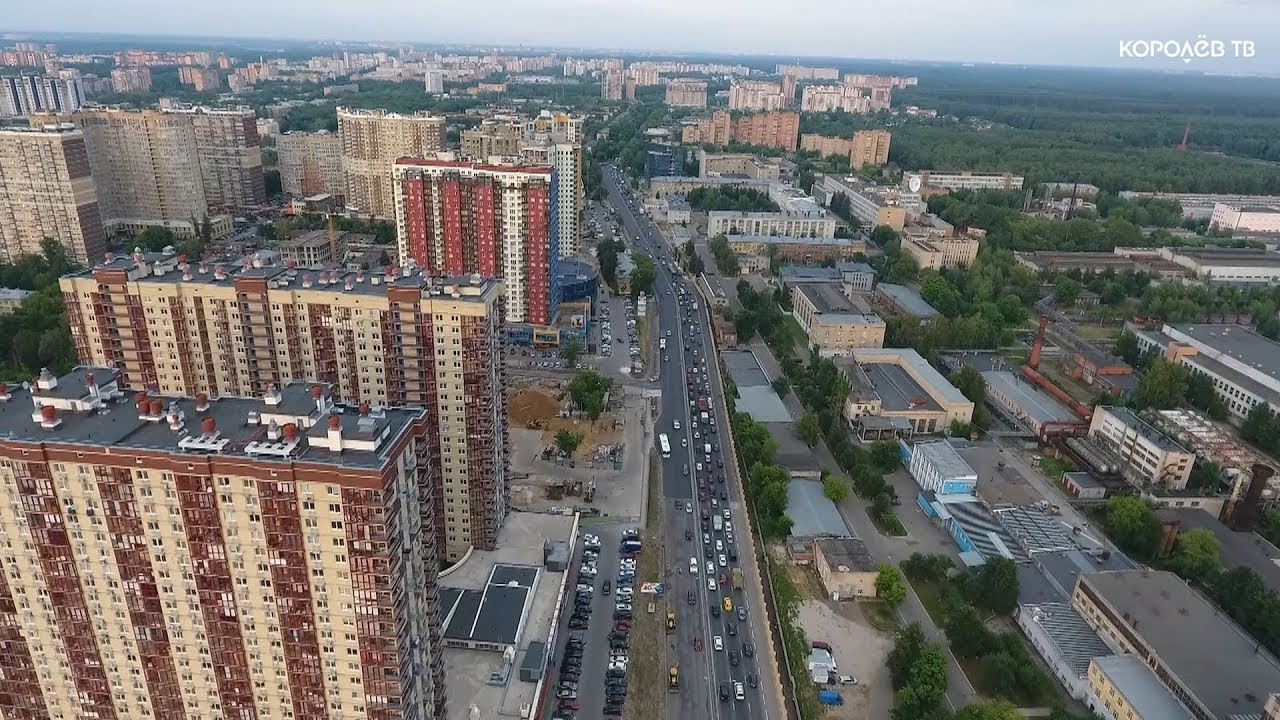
[0, 241, 80, 379]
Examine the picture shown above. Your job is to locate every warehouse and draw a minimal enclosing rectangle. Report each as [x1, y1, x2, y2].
[907, 439, 978, 495]
[982, 370, 1077, 435]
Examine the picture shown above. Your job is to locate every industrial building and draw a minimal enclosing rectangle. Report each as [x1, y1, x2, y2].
[0, 368, 446, 720]
[1160, 246, 1280, 284]
[1119, 190, 1280, 220]
[1135, 323, 1280, 425]
[813, 537, 878, 600]
[393, 157, 558, 325]
[1088, 406, 1195, 490]
[707, 209, 837, 239]
[909, 170, 1024, 191]
[726, 235, 866, 263]
[789, 281, 886, 354]
[1072, 569, 1280, 720]
[811, 174, 908, 232]
[907, 439, 979, 494]
[1014, 250, 1187, 280]
[875, 283, 941, 319]
[60, 253, 510, 562]
[1086, 655, 1192, 720]
[982, 370, 1078, 435]
[837, 349, 974, 437]
[1209, 202, 1280, 235]
[1016, 603, 1114, 702]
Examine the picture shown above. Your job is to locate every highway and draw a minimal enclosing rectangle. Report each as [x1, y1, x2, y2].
[603, 166, 781, 720]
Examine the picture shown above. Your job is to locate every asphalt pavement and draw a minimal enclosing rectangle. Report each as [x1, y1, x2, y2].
[603, 167, 779, 720]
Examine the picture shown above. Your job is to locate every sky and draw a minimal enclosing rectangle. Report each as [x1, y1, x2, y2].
[7, 0, 1280, 73]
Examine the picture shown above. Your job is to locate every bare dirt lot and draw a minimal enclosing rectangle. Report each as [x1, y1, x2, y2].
[509, 386, 623, 457]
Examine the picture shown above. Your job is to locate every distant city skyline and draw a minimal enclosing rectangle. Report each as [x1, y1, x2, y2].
[4, 0, 1280, 73]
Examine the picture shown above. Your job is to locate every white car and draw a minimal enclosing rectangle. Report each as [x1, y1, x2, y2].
[673, 420, 681, 431]
[715, 540, 723, 553]
[681, 437, 688, 447]
[615, 603, 631, 611]
[689, 557, 699, 574]
[723, 509, 731, 520]
[713, 635, 724, 651]
[707, 578, 718, 592]
[718, 554, 727, 568]
[696, 463, 703, 472]
[735, 682, 745, 700]
[706, 561, 714, 575]
[685, 501, 693, 514]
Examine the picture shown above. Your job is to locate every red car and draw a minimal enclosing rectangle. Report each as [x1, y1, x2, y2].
[614, 621, 631, 632]
[693, 636, 703, 652]
[558, 700, 580, 711]
[719, 573, 729, 586]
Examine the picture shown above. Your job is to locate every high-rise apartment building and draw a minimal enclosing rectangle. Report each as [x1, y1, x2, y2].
[775, 64, 841, 80]
[624, 76, 636, 101]
[0, 366, 447, 720]
[601, 70, 623, 100]
[0, 124, 106, 263]
[424, 68, 445, 94]
[665, 79, 708, 108]
[800, 84, 873, 114]
[176, 106, 266, 209]
[459, 117, 524, 160]
[110, 66, 153, 93]
[71, 107, 210, 236]
[732, 111, 800, 152]
[800, 130, 891, 167]
[682, 110, 733, 146]
[61, 253, 509, 562]
[728, 80, 785, 111]
[394, 158, 558, 325]
[177, 65, 221, 91]
[1, 73, 85, 117]
[525, 111, 584, 258]
[781, 73, 797, 106]
[337, 107, 447, 219]
[277, 130, 345, 199]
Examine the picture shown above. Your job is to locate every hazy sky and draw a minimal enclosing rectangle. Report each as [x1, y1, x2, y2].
[7, 0, 1280, 72]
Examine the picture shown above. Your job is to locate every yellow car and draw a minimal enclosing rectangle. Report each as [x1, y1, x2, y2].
[722, 596, 733, 613]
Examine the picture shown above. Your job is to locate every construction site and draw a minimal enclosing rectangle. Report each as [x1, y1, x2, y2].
[507, 377, 651, 521]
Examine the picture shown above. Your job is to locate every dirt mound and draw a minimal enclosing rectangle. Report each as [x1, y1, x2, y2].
[510, 389, 561, 426]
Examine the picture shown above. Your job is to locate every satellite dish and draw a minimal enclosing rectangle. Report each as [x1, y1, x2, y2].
[908, 175, 922, 193]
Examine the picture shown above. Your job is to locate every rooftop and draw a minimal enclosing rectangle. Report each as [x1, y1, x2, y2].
[0, 367, 420, 472]
[0, 287, 34, 302]
[795, 283, 882, 327]
[726, 234, 858, 247]
[994, 506, 1075, 554]
[1019, 602, 1113, 677]
[914, 439, 978, 480]
[778, 265, 842, 283]
[440, 563, 539, 646]
[982, 370, 1077, 425]
[1091, 655, 1192, 720]
[786, 479, 851, 537]
[708, 209, 831, 220]
[1097, 406, 1189, 454]
[814, 537, 876, 572]
[876, 283, 941, 319]
[722, 350, 771, 388]
[850, 348, 971, 408]
[1168, 324, 1280, 383]
[1080, 569, 1280, 719]
[1174, 247, 1280, 267]
[1156, 508, 1280, 590]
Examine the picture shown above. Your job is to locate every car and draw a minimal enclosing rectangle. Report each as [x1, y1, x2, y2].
[687, 590, 696, 605]
[718, 554, 727, 568]
[685, 528, 694, 541]
[747, 673, 759, 689]
[689, 557, 699, 574]
[682, 465, 689, 476]
[558, 700, 580, 711]
[718, 682, 731, 701]
[838, 674, 859, 685]
[613, 610, 632, 620]
[693, 635, 703, 651]
[812, 640, 832, 652]
[557, 689, 577, 699]
[734, 682, 745, 701]
[685, 501, 692, 514]
[704, 544, 714, 559]
[723, 508, 731, 520]
[738, 607, 747, 621]
[729, 650, 740, 666]
[568, 618, 587, 629]
[710, 602, 720, 617]
[680, 437, 687, 447]
[743, 641, 754, 657]
[727, 622, 737, 636]
[602, 580, 611, 596]
[713, 635, 723, 651]
[606, 668, 626, 679]
[714, 539, 723, 552]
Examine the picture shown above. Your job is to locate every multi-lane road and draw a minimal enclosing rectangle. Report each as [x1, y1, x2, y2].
[603, 166, 781, 720]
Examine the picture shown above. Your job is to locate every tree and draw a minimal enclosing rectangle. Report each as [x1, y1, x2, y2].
[1187, 459, 1222, 494]
[567, 370, 611, 420]
[1054, 277, 1083, 306]
[1103, 496, 1163, 559]
[877, 564, 908, 610]
[1132, 359, 1189, 410]
[560, 337, 584, 367]
[887, 623, 928, 689]
[795, 412, 821, 448]
[771, 376, 790, 397]
[630, 255, 656, 299]
[871, 224, 900, 247]
[822, 473, 850, 503]
[1170, 527, 1221, 582]
[1260, 509, 1280, 548]
[962, 693, 1022, 718]
[853, 465, 888, 498]
[870, 440, 901, 472]
[972, 557, 1019, 614]
[902, 553, 953, 583]
[1114, 331, 1141, 365]
[555, 429, 584, 457]
[598, 239, 622, 291]
[945, 604, 995, 659]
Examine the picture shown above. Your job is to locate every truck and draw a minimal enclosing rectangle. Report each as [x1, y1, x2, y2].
[703, 443, 712, 456]
[697, 397, 709, 413]
[620, 539, 642, 554]
[818, 690, 844, 706]
[713, 515, 723, 532]
[659, 338, 666, 350]
[731, 568, 744, 592]
[700, 411, 710, 424]
[668, 663, 679, 691]
[666, 609, 676, 634]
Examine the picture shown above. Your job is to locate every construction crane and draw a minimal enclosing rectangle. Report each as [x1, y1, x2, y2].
[1177, 121, 1190, 152]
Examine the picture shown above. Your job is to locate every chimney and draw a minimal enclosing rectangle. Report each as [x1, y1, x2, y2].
[241, 256, 252, 271]
[312, 385, 328, 416]
[213, 264, 226, 281]
[302, 273, 313, 288]
[198, 261, 208, 274]
[183, 265, 193, 281]
[37, 367, 57, 390]
[356, 269, 365, 283]
[195, 392, 210, 412]
[201, 417, 217, 436]
[104, 252, 115, 264]
[359, 401, 370, 417]
[267, 419, 281, 441]
[344, 276, 354, 291]
[283, 423, 299, 442]
[132, 248, 145, 265]
[166, 402, 184, 431]
[327, 413, 343, 450]
[148, 399, 163, 418]
[135, 392, 149, 415]
[86, 373, 98, 399]
[39, 405, 60, 429]
[263, 383, 282, 406]
[286, 259, 297, 270]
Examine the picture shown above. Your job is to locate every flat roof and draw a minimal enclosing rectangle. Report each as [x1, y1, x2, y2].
[994, 506, 1075, 554]
[1091, 655, 1192, 720]
[441, 562, 539, 645]
[708, 210, 831, 221]
[779, 265, 842, 283]
[1168, 324, 1280, 382]
[852, 348, 971, 407]
[913, 439, 977, 479]
[865, 363, 940, 411]
[727, 235, 856, 247]
[877, 283, 941, 319]
[722, 350, 771, 388]
[814, 537, 876, 572]
[1097, 406, 1188, 453]
[786, 479, 851, 537]
[1157, 508, 1280, 590]
[1173, 248, 1280, 267]
[982, 370, 1077, 425]
[1081, 569, 1280, 719]
[1020, 603, 1113, 677]
[737, 388, 792, 422]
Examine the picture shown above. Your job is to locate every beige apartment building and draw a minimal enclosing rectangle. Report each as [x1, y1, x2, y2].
[789, 281, 886, 353]
[277, 129, 344, 199]
[178, 106, 266, 209]
[682, 110, 733, 146]
[904, 234, 981, 269]
[728, 80, 785, 111]
[337, 107, 447, 219]
[0, 366, 447, 720]
[800, 84, 872, 114]
[460, 117, 524, 160]
[732, 111, 800, 152]
[665, 79, 708, 108]
[800, 130, 891, 167]
[0, 124, 106, 263]
[61, 253, 510, 561]
[63, 107, 210, 236]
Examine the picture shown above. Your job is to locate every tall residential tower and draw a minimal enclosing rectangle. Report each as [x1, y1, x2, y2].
[337, 107, 446, 219]
[0, 123, 106, 263]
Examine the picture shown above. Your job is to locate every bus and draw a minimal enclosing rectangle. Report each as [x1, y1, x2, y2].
[658, 434, 671, 458]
